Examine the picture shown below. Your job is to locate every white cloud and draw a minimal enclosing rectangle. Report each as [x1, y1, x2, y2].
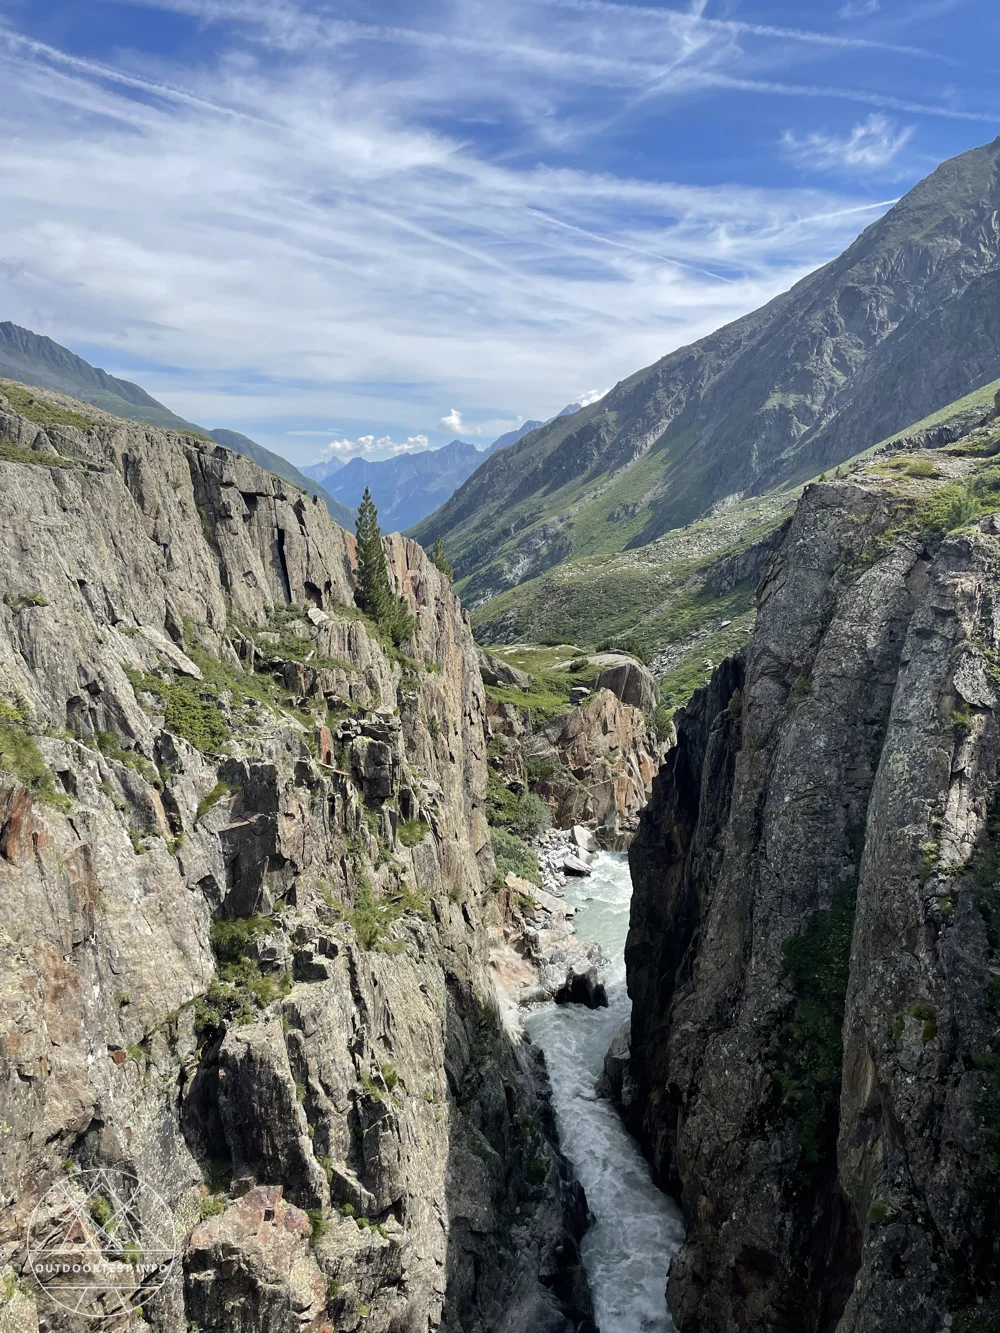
[575, 388, 609, 407]
[439, 409, 482, 436]
[319, 433, 430, 461]
[782, 114, 915, 172]
[0, 0, 948, 461]
[839, 1, 880, 17]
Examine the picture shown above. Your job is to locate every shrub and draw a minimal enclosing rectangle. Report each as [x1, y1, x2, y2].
[200, 1195, 226, 1219]
[209, 915, 273, 964]
[126, 666, 230, 754]
[398, 818, 429, 848]
[652, 702, 673, 743]
[486, 774, 550, 837]
[0, 698, 71, 809]
[596, 634, 650, 665]
[491, 827, 541, 888]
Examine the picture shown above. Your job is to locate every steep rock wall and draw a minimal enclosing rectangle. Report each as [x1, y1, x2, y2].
[0, 387, 593, 1333]
[624, 469, 1000, 1331]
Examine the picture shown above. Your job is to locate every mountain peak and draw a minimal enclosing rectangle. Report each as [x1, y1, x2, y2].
[411, 136, 1000, 605]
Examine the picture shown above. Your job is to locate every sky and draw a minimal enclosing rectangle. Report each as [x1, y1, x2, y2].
[0, 1, 998, 464]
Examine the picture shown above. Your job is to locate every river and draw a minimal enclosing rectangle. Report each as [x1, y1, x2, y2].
[524, 851, 685, 1333]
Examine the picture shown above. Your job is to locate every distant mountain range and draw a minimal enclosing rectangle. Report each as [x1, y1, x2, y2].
[411, 135, 1000, 606]
[301, 418, 546, 530]
[0, 323, 354, 528]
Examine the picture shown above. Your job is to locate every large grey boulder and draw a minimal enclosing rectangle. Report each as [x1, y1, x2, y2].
[595, 657, 657, 714]
[477, 646, 531, 691]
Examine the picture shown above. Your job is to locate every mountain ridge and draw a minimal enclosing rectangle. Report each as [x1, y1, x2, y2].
[302, 419, 545, 530]
[412, 136, 1000, 606]
[0, 322, 353, 527]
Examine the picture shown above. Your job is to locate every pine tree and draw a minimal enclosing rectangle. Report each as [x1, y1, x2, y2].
[355, 487, 392, 619]
[354, 488, 418, 647]
[429, 537, 453, 582]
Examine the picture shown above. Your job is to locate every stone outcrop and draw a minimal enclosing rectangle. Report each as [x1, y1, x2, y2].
[594, 658, 657, 714]
[0, 386, 594, 1333]
[621, 459, 1000, 1331]
[485, 686, 659, 845]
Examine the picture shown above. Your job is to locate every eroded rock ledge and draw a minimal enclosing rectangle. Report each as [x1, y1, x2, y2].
[621, 460, 1000, 1331]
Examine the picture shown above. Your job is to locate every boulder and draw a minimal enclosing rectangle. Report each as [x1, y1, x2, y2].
[596, 658, 658, 714]
[570, 825, 597, 853]
[562, 853, 592, 876]
[477, 646, 532, 691]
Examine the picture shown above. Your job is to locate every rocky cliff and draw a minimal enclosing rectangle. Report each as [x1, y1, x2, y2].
[0, 386, 593, 1333]
[622, 429, 1000, 1330]
[481, 652, 660, 846]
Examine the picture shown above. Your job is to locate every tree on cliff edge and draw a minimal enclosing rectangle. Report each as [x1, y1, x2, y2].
[355, 488, 418, 647]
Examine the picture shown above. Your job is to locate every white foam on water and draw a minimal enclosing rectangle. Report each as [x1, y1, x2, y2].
[525, 852, 685, 1333]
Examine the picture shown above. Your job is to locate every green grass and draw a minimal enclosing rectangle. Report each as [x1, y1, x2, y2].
[876, 456, 1000, 546]
[657, 607, 756, 718]
[348, 876, 427, 951]
[196, 779, 240, 823]
[471, 491, 782, 664]
[1, 380, 99, 431]
[490, 827, 542, 888]
[0, 698, 71, 809]
[486, 774, 550, 837]
[126, 665, 230, 754]
[397, 818, 429, 847]
[0, 438, 79, 468]
[209, 914, 274, 964]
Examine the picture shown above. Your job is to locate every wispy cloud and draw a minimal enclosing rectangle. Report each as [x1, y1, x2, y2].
[575, 388, 609, 406]
[0, 0, 990, 458]
[782, 114, 916, 171]
[840, 1, 881, 16]
[319, 433, 430, 461]
[439, 409, 481, 436]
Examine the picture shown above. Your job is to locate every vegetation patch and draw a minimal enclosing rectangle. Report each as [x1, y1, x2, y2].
[354, 489, 419, 647]
[348, 875, 427, 951]
[0, 697, 71, 809]
[397, 817, 429, 848]
[196, 779, 241, 824]
[486, 774, 550, 838]
[764, 888, 856, 1166]
[1, 380, 98, 431]
[490, 827, 541, 889]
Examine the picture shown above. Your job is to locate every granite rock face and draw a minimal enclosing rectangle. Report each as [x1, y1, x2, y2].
[0, 386, 593, 1333]
[624, 464, 1000, 1331]
[485, 688, 659, 845]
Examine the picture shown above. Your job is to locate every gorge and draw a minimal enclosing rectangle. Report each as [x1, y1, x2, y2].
[5, 138, 1000, 1333]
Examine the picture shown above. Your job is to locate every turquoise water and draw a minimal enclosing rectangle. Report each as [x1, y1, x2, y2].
[525, 852, 684, 1333]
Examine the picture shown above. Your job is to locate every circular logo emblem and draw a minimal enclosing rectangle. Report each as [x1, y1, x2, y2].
[26, 1168, 177, 1319]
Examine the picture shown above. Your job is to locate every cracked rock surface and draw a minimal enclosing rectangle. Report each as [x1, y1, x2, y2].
[0, 385, 594, 1333]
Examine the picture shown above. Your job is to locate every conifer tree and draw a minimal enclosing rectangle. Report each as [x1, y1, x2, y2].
[355, 487, 392, 619]
[354, 488, 418, 647]
[429, 537, 453, 582]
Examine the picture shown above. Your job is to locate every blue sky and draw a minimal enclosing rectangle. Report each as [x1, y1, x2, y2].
[0, 0, 997, 463]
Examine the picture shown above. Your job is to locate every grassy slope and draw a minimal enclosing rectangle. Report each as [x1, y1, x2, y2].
[472, 492, 789, 652]
[416, 140, 1000, 608]
[477, 377, 1000, 722]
